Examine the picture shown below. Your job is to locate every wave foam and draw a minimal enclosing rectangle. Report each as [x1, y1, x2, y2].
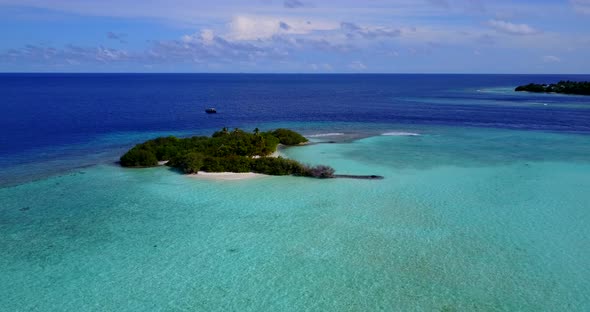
[381, 132, 420, 136]
[306, 133, 345, 138]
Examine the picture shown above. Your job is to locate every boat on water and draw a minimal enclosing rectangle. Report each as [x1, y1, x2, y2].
[205, 108, 217, 114]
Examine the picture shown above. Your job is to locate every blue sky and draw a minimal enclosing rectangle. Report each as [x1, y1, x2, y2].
[0, 0, 589, 73]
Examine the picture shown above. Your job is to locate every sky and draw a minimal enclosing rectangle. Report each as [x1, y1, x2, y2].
[0, 0, 589, 73]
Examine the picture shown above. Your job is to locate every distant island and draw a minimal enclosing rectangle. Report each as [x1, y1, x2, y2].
[120, 128, 337, 178]
[515, 81, 590, 95]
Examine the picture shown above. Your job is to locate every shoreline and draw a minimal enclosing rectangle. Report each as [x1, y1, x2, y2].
[187, 171, 267, 181]
[167, 145, 285, 180]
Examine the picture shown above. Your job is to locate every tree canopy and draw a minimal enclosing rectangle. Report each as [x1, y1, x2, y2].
[515, 81, 590, 95]
[120, 128, 334, 178]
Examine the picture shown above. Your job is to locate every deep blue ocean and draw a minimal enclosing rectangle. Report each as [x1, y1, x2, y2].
[3, 74, 590, 153]
[1, 74, 590, 311]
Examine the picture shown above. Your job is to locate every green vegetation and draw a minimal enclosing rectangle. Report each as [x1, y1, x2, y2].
[270, 128, 308, 145]
[120, 148, 158, 167]
[515, 81, 590, 95]
[120, 128, 335, 178]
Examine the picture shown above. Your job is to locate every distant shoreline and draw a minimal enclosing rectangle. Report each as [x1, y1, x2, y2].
[515, 81, 590, 96]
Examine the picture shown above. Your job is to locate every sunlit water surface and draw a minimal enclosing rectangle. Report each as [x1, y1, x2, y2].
[2, 126, 590, 311]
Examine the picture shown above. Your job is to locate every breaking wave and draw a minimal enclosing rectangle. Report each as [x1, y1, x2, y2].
[306, 133, 345, 138]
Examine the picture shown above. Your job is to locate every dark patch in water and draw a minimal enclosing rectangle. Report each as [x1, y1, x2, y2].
[334, 174, 384, 180]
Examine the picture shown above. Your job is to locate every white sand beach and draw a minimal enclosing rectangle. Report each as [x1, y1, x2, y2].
[187, 171, 266, 181]
[171, 148, 284, 181]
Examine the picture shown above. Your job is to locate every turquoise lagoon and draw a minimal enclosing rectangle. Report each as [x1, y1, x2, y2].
[1, 124, 590, 311]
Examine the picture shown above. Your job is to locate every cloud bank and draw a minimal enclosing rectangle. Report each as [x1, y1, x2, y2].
[0, 1, 588, 73]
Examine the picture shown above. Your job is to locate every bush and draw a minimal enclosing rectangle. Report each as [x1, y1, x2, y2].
[271, 128, 308, 145]
[303, 165, 335, 178]
[260, 133, 280, 155]
[169, 152, 204, 174]
[201, 157, 225, 172]
[223, 156, 252, 173]
[120, 148, 158, 167]
[251, 157, 303, 175]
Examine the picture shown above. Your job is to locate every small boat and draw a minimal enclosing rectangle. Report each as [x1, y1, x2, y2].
[205, 108, 217, 114]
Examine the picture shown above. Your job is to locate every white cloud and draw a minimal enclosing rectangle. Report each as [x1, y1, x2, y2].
[488, 19, 538, 36]
[107, 32, 127, 42]
[310, 63, 333, 71]
[386, 50, 400, 57]
[543, 55, 561, 63]
[2, 1, 588, 73]
[200, 29, 215, 45]
[229, 16, 282, 40]
[340, 22, 401, 39]
[283, 0, 304, 9]
[0, 44, 132, 64]
[349, 61, 367, 71]
[571, 0, 590, 14]
[426, 0, 450, 9]
[182, 29, 216, 46]
[228, 15, 337, 40]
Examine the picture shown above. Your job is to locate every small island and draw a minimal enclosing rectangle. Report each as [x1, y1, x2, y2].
[515, 81, 590, 95]
[120, 128, 337, 178]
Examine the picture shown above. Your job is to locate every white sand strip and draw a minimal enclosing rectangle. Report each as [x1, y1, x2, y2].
[187, 171, 266, 181]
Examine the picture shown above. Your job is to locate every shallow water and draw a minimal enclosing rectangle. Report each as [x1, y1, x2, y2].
[2, 74, 590, 310]
[2, 125, 589, 311]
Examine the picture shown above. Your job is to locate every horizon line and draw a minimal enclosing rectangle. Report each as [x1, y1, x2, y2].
[1, 72, 589, 75]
